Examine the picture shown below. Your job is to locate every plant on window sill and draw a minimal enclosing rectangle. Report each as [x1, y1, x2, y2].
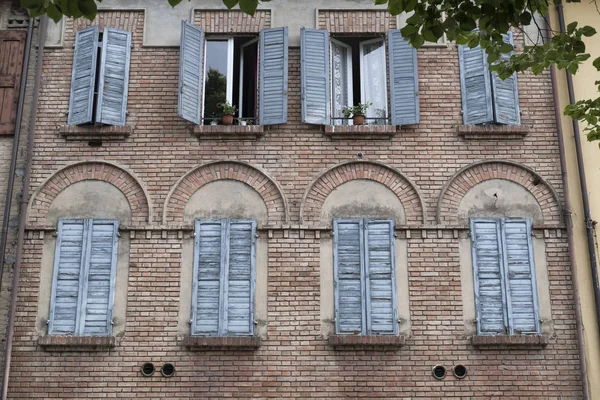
[341, 102, 373, 126]
[218, 101, 238, 126]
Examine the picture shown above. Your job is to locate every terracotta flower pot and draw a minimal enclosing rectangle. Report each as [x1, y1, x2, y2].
[353, 115, 365, 125]
[221, 114, 234, 126]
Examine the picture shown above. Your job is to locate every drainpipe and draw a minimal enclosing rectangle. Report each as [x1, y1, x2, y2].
[1, 15, 47, 400]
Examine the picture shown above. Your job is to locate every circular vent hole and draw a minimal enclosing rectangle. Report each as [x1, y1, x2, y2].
[432, 365, 446, 380]
[453, 364, 467, 379]
[141, 362, 155, 377]
[161, 363, 176, 378]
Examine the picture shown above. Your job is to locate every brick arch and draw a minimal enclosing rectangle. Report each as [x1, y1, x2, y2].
[436, 160, 562, 225]
[163, 161, 288, 225]
[300, 161, 426, 225]
[27, 161, 152, 225]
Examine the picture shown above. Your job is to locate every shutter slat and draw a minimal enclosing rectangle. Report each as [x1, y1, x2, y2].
[388, 30, 419, 125]
[259, 27, 288, 125]
[67, 27, 99, 126]
[458, 35, 493, 125]
[0, 30, 26, 135]
[301, 28, 330, 125]
[178, 21, 204, 125]
[491, 32, 520, 125]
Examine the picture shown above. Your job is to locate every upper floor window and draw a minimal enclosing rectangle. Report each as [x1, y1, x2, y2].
[67, 27, 132, 126]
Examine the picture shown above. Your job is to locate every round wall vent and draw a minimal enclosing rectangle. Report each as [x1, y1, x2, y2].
[161, 363, 176, 378]
[453, 364, 468, 379]
[432, 365, 447, 380]
[141, 362, 155, 377]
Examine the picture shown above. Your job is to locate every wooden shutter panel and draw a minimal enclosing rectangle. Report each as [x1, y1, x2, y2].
[388, 30, 420, 125]
[491, 32, 521, 125]
[0, 30, 26, 135]
[300, 28, 330, 125]
[259, 27, 288, 125]
[96, 28, 132, 126]
[67, 26, 99, 126]
[365, 220, 397, 335]
[458, 38, 493, 125]
[178, 21, 204, 125]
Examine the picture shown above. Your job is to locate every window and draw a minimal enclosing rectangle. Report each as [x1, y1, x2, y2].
[48, 219, 119, 336]
[458, 31, 520, 125]
[67, 26, 132, 126]
[333, 219, 398, 335]
[301, 28, 419, 126]
[470, 218, 540, 335]
[178, 21, 288, 126]
[192, 219, 256, 336]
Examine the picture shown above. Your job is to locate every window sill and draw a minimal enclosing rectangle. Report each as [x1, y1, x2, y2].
[322, 125, 398, 140]
[457, 123, 531, 140]
[191, 125, 265, 140]
[472, 334, 549, 348]
[328, 335, 406, 348]
[181, 336, 261, 350]
[38, 335, 116, 351]
[58, 125, 132, 141]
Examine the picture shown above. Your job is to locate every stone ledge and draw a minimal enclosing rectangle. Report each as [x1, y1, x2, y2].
[472, 335, 549, 348]
[191, 125, 264, 140]
[328, 335, 406, 348]
[323, 125, 398, 139]
[38, 335, 116, 351]
[58, 125, 132, 141]
[457, 123, 531, 140]
[181, 336, 261, 349]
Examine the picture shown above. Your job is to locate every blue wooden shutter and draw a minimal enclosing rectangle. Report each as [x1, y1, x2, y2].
[471, 219, 508, 334]
[388, 30, 420, 125]
[178, 21, 204, 125]
[365, 219, 397, 335]
[259, 27, 288, 125]
[96, 28, 132, 126]
[334, 219, 365, 334]
[458, 38, 493, 124]
[67, 26, 99, 126]
[491, 32, 520, 125]
[300, 28, 330, 125]
[501, 219, 539, 334]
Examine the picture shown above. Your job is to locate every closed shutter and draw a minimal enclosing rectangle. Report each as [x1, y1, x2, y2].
[0, 30, 26, 135]
[259, 27, 288, 125]
[491, 31, 520, 125]
[458, 38, 493, 125]
[67, 26, 99, 126]
[178, 21, 204, 125]
[96, 28, 132, 126]
[387, 30, 419, 126]
[300, 28, 330, 125]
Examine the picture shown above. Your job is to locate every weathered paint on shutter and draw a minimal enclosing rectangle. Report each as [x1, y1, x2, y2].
[365, 219, 397, 335]
[501, 219, 539, 334]
[300, 28, 330, 125]
[96, 28, 132, 126]
[178, 21, 204, 125]
[259, 27, 288, 125]
[388, 30, 419, 125]
[458, 38, 493, 125]
[334, 219, 365, 334]
[67, 26, 99, 126]
[471, 219, 507, 334]
[0, 30, 26, 135]
[491, 32, 521, 125]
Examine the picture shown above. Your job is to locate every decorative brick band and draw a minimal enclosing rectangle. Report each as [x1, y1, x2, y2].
[163, 160, 288, 225]
[300, 161, 426, 225]
[182, 336, 261, 349]
[194, 10, 271, 33]
[472, 334, 549, 348]
[58, 125, 132, 141]
[28, 161, 152, 225]
[73, 10, 144, 39]
[38, 335, 116, 351]
[318, 10, 397, 33]
[328, 335, 406, 348]
[436, 160, 562, 225]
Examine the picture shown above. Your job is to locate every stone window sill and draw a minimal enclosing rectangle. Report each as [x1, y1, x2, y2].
[191, 125, 265, 140]
[457, 123, 531, 140]
[181, 336, 261, 350]
[323, 125, 398, 140]
[58, 125, 132, 141]
[38, 335, 116, 351]
[472, 334, 549, 348]
[328, 334, 406, 348]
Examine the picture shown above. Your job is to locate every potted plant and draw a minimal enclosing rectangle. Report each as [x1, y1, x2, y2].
[238, 117, 247, 126]
[341, 102, 372, 125]
[218, 101, 237, 126]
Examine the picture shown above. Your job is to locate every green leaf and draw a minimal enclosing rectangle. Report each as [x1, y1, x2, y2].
[387, 0, 402, 15]
[238, 0, 258, 16]
[77, 0, 97, 19]
[519, 11, 531, 25]
[581, 25, 597, 37]
[46, 3, 63, 22]
[400, 25, 418, 37]
[374, 0, 388, 4]
[567, 21, 578, 34]
[168, 0, 182, 7]
[222, 0, 238, 9]
[593, 56, 600, 71]
[500, 42, 514, 53]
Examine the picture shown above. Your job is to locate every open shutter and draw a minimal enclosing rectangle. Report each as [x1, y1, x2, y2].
[458, 39, 493, 125]
[388, 30, 419, 125]
[178, 21, 204, 125]
[67, 26, 99, 125]
[259, 27, 288, 125]
[471, 219, 507, 334]
[501, 219, 539, 334]
[334, 219, 365, 334]
[491, 32, 520, 125]
[0, 30, 26, 135]
[301, 28, 330, 125]
[365, 220, 397, 335]
[96, 28, 132, 126]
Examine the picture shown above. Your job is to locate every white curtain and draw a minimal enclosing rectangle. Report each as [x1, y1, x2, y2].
[361, 39, 387, 124]
[331, 41, 351, 126]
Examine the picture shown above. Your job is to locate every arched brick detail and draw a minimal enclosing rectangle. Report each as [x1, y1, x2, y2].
[163, 161, 288, 225]
[28, 161, 152, 225]
[436, 160, 562, 225]
[300, 161, 426, 225]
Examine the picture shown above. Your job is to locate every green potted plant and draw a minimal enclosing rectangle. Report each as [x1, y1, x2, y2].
[341, 102, 373, 126]
[218, 101, 238, 126]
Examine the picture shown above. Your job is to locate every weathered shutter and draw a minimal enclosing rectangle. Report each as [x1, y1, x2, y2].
[365, 220, 397, 335]
[334, 219, 365, 334]
[491, 32, 520, 125]
[458, 39, 493, 124]
[67, 26, 99, 126]
[300, 28, 330, 125]
[501, 219, 539, 334]
[178, 21, 204, 125]
[96, 28, 132, 126]
[226, 220, 256, 336]
[0, 30, 26, 135]
[82, 220, 119, 336]
[388, 30, 419, 125]
[259, 27, 288, 125]
[471, 219, 507, 334]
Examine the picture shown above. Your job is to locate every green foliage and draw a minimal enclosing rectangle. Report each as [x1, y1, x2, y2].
[341, 102, 373, 118]
[204, 68, 227, 120]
